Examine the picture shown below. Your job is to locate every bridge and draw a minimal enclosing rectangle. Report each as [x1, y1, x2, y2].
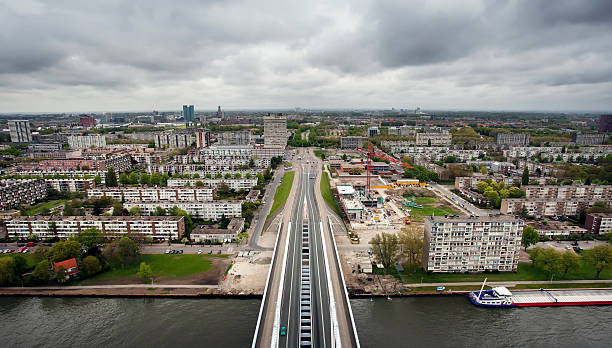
[252, 149, 360, 347]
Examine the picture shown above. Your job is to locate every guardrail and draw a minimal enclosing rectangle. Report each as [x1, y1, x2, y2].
[328, 217, 361, 348]
[252, 219, 283, 348]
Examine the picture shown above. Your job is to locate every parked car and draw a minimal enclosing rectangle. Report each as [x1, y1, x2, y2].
[18, 247, 27, 253]
[179, 250, 184, 254]
[197, 250, 203, 254]
[26, 242, 36, 247]
[165, 249, 170, 254]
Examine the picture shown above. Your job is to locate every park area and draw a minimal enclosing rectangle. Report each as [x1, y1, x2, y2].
[402, 195, 458, 222]
[78, 254, 230, 285]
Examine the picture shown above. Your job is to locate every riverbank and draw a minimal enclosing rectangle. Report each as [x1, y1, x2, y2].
[1, 280, 609, 298]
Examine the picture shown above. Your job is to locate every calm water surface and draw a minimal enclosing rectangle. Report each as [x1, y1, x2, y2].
[1, 296, 611, 347]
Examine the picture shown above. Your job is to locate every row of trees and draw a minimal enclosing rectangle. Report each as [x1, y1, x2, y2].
[530, 245, 612, 279]
[475, 179, 524, 208]
[370, 227, 425, 273]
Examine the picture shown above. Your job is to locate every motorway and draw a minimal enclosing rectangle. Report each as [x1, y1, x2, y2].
[253, 149, 359, 347]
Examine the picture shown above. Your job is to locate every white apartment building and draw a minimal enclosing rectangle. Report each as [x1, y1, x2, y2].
[502, 146, 562, 159]
[155, 131, 194, 149]
[263, 113, 287, 148]
[6, 216, 185, 240]
[124, 200, 242, 219]
[0, 179, 47, 208]
[87, 187, 215, 202]
[523, 185, 611, 200]
[45, 178, 95, 192]
[424, 216, 524, 273]
[217, 131, 251, 145]
[191, 218, 245, 242]
[416, 131, 452, 146]
[67, 135, 107, 149]
[167, 177, 258, 190]
[501, 198, 611, 217]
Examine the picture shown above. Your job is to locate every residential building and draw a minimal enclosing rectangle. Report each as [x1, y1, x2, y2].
[55, 258, 80, 280]
[79, 116, 97, 128]
[183, 105, 195, 122]
[494, 133, 530, 146]
[12, 154, 132, 173]
[503, 146, 562, 159]
[416, 131, 452, 146]
[367, 127, 379, 137]
[155, 130, 194, 149]
[123, 200, 242, 219]
[28, 150, 82, 159]
[500, 198, 610, 217]
[454, 174, 517, 190]
[529, 221, 587, 238]
[8, 120, 32, 143]
[523, 185, 611, 200]
[217, 131, 251, 145]
[28, 143, 63, 152]
[6, 216, 185, 239]
[45, 178, 95, 192]
[599, 114, 612, 133]
[191, 218, 245, 242]
[584, 213, 612, 234]
[67, 135, 107, 149]
[340, 136, 368, 149]
[167, 177, 258, 190]
[424, 215, 524, 273]
[0, 179, 47, 208]
[263, 113, 287, 148]
[195, 128, 211, 148]
[572, 133, 608, 145]
[87, 187, 215, 202]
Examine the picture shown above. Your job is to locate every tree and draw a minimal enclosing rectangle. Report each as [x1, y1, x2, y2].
[78, 227, 104, 250]
[31, 260, 52, 283]
[398, 226, 424, 270]
[192, 173, 200, 179]
[161, 173, 169, 186]
[32, 245, 51, 263]
[103, 236, 140, 269]
[508, 186, 523, 198]
[476, 181, 490, 194]
[205, 173, 212, 179]
[521, 226, 539, 251]
[119, 173, 129, 186]
[153, 206, 166, 216]
[94, 175, 102, 185]
[56, 266, 67, 284]
[249, 158, 255, 168]
[140, 173, 151, 185]
[607, 232, 612, 244]
[150, 173, 161, 186]
[485, 190, 501, 208]
[0, 257, 16, 286]
[51, 240, 82, 262]
[129, 206, 141, 216]
[224, 173, 232, 179]
[195, 181, 204, 187]
[521, 167, 529, 186]
[81, 256, 102, 276]
[128, 172, 139, 185]
[559, 251, 580, 278]
[370, 233, 400, 274]
[519, 206, 530, 219]
[534, 248, 562, 278]
[234, 173, 242, 179]
[106, 168, 118, 187]
[137, 262, 153, 283]
[13, 254, 28, 277]
[584, 245, 612, 279]
[245, 173, 252, 179]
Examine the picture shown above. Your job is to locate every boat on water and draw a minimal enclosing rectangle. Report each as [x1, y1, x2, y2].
[468, 279, 612, 308]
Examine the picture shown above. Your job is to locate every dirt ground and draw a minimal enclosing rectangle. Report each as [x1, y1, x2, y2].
[221, 251, 271, 293]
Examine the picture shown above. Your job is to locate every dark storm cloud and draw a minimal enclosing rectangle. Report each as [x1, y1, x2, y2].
[0, 0, 611, 111]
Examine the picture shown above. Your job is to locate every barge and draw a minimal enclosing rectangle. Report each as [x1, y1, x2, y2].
[468, 279, 612, 307]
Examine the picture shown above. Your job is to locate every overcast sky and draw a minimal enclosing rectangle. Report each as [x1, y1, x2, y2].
[1, 0, 611, 113]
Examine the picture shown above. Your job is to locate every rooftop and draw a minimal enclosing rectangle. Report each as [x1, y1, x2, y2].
[427, 215, 522, 223]
[11, 215, 184, 222]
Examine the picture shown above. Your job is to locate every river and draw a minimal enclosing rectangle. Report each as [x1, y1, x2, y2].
[1, 296, 610, 347]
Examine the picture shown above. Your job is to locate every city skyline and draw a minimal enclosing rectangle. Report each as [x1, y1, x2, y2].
[1, 0, 611, 113]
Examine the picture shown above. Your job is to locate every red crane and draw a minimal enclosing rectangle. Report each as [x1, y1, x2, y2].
[356, 143, 412, 194]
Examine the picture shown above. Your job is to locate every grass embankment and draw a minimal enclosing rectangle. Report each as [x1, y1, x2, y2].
[377, 249, 612, 284]
[79, 254, 227, 284]
[265, 171, 295, 225]
[321, 171, 341, 216]
[21, 199, 68, 216]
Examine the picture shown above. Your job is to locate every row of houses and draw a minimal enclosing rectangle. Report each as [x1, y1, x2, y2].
[87, 187, 216, 202]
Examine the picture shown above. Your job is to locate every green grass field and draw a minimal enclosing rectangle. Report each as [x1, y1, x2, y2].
[265, 171, 295, 224]
[21, 199, 68, 216]
[321, 171, 341, 216]
[377, 249, 612, 283]
[409, 205, 458, 222]
[79, 254, 227, 284]
[413, 197, 437, 204]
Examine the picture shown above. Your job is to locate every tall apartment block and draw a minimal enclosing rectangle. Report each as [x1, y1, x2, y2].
[416, 131, 452, 146]
[599, 114, 612, 133]
[67, 134, 107, 149]
[263, 113, 287, 149]
[501, 198, 610, 217]
[585, 213, 612, 234]
[523, 185, 611, 200]
[155, 130, 194, 149]
[367, 127, 379, 137]
[340, 136, 368, 149]
[8, 120, 32, 143]
[0, 179, 47, 208]
[183, 105, 195, 122]
[424, 215, 524, 273]
[494, 133, 530, 146]
[195, 128, 210, 148]
[572, 133, 608, 145]
[217, 131, 251, 145]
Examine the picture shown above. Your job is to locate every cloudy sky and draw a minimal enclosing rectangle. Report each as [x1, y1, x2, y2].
[1, 0, 611, 113]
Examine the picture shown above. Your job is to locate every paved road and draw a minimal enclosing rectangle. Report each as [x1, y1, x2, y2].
[250, 167, 285, 249]
[429, 182, 489, 216]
